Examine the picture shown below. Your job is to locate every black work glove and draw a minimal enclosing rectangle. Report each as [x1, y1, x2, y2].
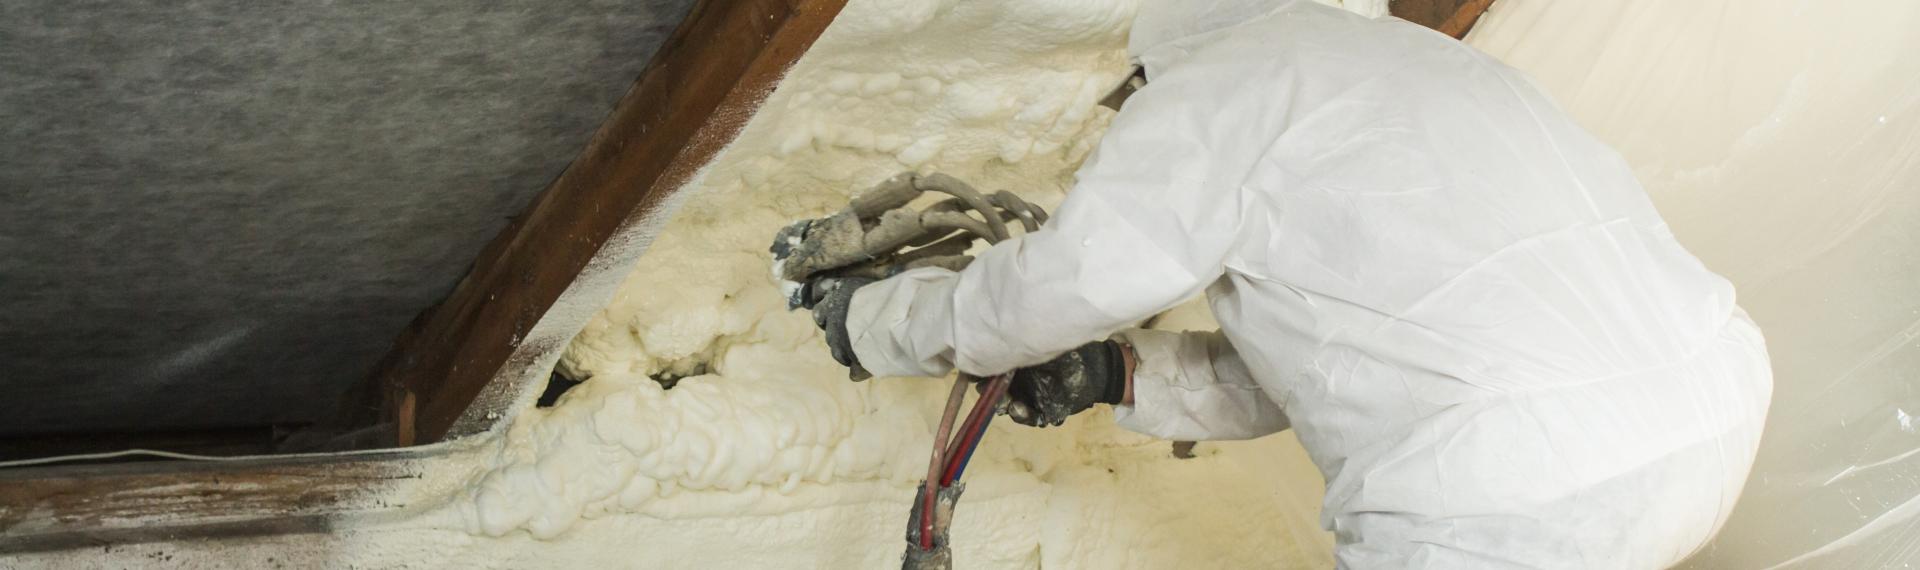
[804, 276, 876, 377]
[1003, 340, 1130, 427]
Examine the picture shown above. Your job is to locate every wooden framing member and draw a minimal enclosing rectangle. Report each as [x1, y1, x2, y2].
[1437, 0, 1497, 39]
[0, 450, 428, 553]
[369, 0, 849, 445]
[1392, 0, 1498, 39]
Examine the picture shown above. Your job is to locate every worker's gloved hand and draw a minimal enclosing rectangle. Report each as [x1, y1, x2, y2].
[1003, 340, 1130, 427]
[804, 276, 876, 378]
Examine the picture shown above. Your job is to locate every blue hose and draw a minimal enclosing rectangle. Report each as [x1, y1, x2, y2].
[947, 410, 995, 483]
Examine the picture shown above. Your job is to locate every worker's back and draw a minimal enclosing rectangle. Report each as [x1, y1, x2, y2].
[1111, 2, 1774, 567]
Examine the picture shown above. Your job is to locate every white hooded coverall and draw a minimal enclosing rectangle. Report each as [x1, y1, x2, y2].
[846, 1, 1774, 567]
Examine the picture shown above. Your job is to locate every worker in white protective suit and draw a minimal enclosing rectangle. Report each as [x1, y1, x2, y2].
[802, 1, 1775, 567]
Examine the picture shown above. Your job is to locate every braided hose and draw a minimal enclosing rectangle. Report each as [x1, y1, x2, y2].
[776, 173, 1049, 288]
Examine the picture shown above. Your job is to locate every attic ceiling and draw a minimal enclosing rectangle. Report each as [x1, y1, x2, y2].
[0, 0, 696, 439]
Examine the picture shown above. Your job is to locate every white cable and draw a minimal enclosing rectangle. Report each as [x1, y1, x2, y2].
[0, 427, 477, 470]
[0, 448, 258, 469]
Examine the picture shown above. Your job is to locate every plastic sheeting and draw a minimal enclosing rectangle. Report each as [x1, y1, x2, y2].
[1468, 2, 1920, 567]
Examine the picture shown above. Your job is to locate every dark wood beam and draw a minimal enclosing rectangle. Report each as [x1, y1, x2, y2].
[1391, 0, 1465, 30]
[0, 450, 430, 553]
[368, 0, 848, 445]
[1436, 0, 1497, 39]
[1393, 0, 1497, 39]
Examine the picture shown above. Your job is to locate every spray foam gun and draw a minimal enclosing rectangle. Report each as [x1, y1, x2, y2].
[769, 172, 1049, 569]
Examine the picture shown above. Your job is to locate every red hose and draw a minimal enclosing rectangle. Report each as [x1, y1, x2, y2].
[942, 375, 1008, 485]
[916, 373, 1012, 551]
[921, 376, 970, 550]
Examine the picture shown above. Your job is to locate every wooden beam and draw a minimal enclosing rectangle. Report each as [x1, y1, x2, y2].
[1391, 0, 1466, 31]
[1437, 0, 1497, 40]
[1392, 0, 1497, 39]
[369, 0, 849, 445]
[0, 450, 432, 553]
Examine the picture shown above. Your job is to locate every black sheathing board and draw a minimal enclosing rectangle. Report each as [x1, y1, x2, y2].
[0, 0, 697, 436]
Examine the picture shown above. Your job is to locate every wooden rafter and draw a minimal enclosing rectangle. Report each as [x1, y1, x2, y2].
[1392, 0, 1497, 39]
[0, 450, 427, 552]
[1437, 0, 1497, 39]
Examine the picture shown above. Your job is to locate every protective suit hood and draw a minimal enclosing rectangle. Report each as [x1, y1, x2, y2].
[1128, 0, 1302, 76]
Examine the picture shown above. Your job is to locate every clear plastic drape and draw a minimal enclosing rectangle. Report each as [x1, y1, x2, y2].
[1468, 2, 1920, 567]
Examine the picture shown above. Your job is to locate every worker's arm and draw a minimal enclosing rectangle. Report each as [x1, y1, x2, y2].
[845, 71, 1264, 380]
[1113, 329, 1289, 440]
